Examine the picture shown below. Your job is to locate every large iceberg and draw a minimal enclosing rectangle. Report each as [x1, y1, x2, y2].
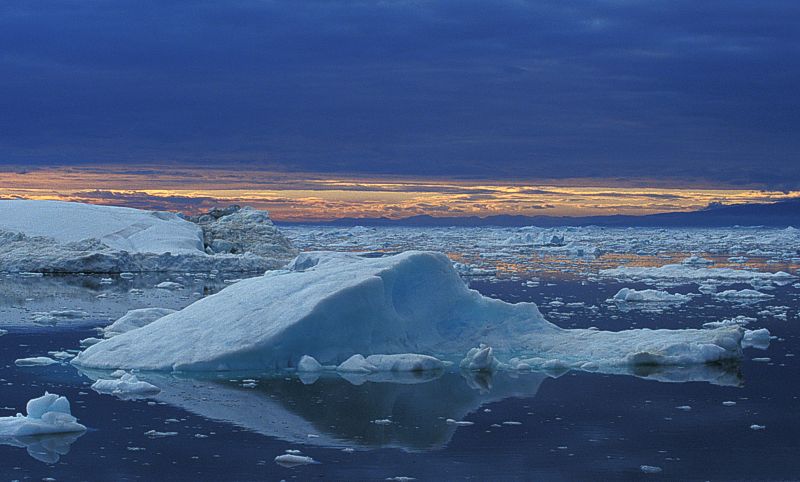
[0, 200, 296, 272]
[74, 251, 748, 372]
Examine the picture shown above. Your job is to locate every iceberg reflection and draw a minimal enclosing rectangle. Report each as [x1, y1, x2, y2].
[0, 432, 85, 464]
[79, 361, 743, 452]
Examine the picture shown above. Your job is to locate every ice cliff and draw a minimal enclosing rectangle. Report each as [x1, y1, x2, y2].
[0, 200, 296, 273]
[74, 251, 747, 372]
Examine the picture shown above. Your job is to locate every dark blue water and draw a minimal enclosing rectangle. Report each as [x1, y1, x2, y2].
[1, 277, 798, 481]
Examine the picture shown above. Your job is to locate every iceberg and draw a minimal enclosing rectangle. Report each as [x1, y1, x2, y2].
[73, 251, 750, 373]
[0, 200, 296, 273]
[0, 393, 86, 437]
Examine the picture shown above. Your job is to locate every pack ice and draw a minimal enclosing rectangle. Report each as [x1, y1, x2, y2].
[0, 200, 295, 272]
[73, 251, 750, 372]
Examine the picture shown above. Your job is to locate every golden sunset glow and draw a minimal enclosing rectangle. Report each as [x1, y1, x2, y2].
[0, 165, 797, 221]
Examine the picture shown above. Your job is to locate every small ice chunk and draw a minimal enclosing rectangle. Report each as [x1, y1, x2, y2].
[445, 419, 474, 426]
[460, 344, 498, 372]
[297, 355, 323, 372]
[155, 281, 184, 290]
[91, 373, 161, 397]
[337, 355, 377, 373]
[15, 356, 58, 367]
[640, 465, 663, 474]
[372, 419, 392, 425]
[675, 405, 692, 411]
[274, 453, 318, 467]
[742, 328, 771, 350]
[144, 430, 178, 438]
[750, 424, 766, 430]
[722, 401, 736, 406]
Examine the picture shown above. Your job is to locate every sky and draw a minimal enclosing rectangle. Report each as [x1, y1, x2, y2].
[1, 1, 799, 217]
[1, 166, 797, 221]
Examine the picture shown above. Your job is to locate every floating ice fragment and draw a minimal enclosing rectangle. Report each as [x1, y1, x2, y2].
[297, 355, 323, 372]
[274, 453, 318, 467]
[610, 288, 692, 304]
[0, 392, 86, 437]
[445, 419, 474, 426]
[714, 289, 774, 301]
[155, 281, 183, 290]
[460, 345, 499, 372]
[145, 430, 178, 438]
[750, 424, 766, 430]
[15, 357, 58, 367]
[91, 373, 161, 398]
[337, 355, 377, 373]
[742, 329, 771, 350]
[640, 465, 663, 474]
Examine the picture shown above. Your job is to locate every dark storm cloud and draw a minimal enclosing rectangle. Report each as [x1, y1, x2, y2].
[0, 0, 798, 187]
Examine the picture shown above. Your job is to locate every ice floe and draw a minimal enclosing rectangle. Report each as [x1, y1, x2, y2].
[713, 289, 774, 301]
[600, 263, 794, 286]
[74, 251, 752, 373]
[609, 288, 692, 304]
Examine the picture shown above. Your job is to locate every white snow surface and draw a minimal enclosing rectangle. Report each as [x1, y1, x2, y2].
[73, 251, 748, 372]
[0, 200, 203, 255]
[0, 393, 86, 437]
[102, 308, 177, 338]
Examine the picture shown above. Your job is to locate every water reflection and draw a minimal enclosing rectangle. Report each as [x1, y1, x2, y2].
[78, 362, 743, 452]
[0, 432, 85, 464]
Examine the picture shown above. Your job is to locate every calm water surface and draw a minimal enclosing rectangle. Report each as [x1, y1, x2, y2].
[1, 273, 798, 481]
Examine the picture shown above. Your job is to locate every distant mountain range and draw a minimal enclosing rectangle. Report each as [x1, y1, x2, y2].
[280, 198, 800, 227]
